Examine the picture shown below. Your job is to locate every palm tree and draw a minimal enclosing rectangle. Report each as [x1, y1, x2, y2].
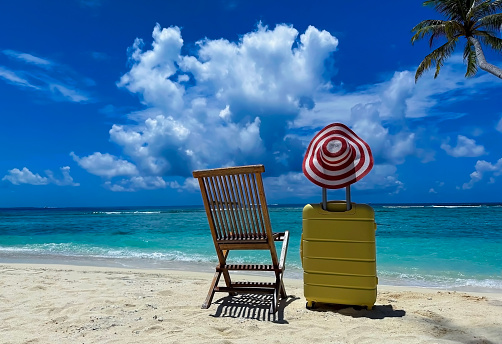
[411, 0, 502, 81]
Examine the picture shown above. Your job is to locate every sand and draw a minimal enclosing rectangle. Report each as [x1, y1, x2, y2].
[1, 263, 501, 344]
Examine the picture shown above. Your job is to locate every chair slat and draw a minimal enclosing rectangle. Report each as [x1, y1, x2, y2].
[209, 176, 229, 239]
[216, 175, 234, 238]
[221, 175, 240, 238]
[239, 174, 253, 238]
[229, 174, 245, 238]
[235, 174, 253, 238]
[250, 172, 266, 237]
[203, 178, 223, 240]
[246, 173, 262, 238]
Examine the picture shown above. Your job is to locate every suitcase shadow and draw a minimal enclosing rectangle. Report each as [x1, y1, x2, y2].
[307, 303, 406, 319]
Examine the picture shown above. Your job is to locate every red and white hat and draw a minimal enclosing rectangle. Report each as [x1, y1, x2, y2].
[302, 123, 373, 189]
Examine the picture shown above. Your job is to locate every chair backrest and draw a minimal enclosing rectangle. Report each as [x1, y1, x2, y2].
[192, 165, 273, 242]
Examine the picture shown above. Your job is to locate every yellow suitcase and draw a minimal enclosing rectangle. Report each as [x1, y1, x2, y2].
[301, 201, 377, 309]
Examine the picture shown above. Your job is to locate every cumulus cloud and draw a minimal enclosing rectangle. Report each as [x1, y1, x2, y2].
[462, 158, 502, 189]
[0, 50, 92, 102]
[71, 152, 139, 178]
[45, 166, 80, 186]
[352, 165, 404, 194]
[441, 135, 486, 157]
[350, 102, 416, 165]
[75, 24, 501, 195]
[104, 176, 167, 192]
[2, 168, 48, 185]
[2, 167, 79, 186]
[89, 23, 339, 182]
[264, 172, 318, 197]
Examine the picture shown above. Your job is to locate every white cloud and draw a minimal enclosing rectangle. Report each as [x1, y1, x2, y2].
[2, 166, 79, 186]
[77, 24, 501, 194]
[462, 158, 502, 189]
[117, 25, 186, 114]
[0, 50, 92, 103]
[429, 188, 437, 194]
[352, 165, 404, 194]
[101, 23, 338, 183]
[264, 172, 318, 197]
[49, 83, 90, 102]
[45, 166, 80, 186]
[3, 49, 52, 67]
[441, 135, 486, 157]
[2, 168, 48, 185]
[496, 115, 502, 133]
[71, 152, 139, 178]
[167, 178, 200, 192]
[0, 66, 39, 89]
[350, 102, 416, 165]
[104, 176, 167, 192]
[293, 58, 500, 165]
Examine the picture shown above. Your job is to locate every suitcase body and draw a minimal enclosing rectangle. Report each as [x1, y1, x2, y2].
[301, 201, 377, 309]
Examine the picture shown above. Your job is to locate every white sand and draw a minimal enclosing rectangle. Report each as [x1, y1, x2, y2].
[1, 263, 501, 343]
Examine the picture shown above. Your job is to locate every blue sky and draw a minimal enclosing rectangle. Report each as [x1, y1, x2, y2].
[1, 0, 501, 207]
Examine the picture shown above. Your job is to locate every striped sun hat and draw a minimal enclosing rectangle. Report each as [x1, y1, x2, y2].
[302, 123, 374, 189]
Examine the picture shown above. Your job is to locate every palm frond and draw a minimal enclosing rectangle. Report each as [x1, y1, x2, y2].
[415, 38, 458, 81]
[411, 20, 463, 45]
[411, 20, 447, 44]
[477, 32, 502, 51]
[424, 0, 470, 20]
[485, 0, 502, 13]
[470, 0, 497, 21]
[477, 12, 502, 30]
[463, 41, 478, 77]
[434, 38, 459, 77]
[411, 19, 446, 32]
[443, 20, 465, 39]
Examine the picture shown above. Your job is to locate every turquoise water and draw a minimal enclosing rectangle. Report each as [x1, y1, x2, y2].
[0, 204, 501, 292]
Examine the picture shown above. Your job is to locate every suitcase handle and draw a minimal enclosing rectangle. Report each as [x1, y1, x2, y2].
[322, 186, 352, 211]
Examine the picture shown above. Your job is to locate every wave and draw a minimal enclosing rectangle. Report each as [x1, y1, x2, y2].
[92, 211, 162, 215]
[382, 205, 487, 209]
[431, 205, 483, 208]
[0, 244, 214, 263]
[378, 270, 502, 292]
[382, 205, 426, 209]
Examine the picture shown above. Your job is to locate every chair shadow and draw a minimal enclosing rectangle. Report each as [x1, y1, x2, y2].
[308, 302, 406, 319]
[210, 293, 300, 323]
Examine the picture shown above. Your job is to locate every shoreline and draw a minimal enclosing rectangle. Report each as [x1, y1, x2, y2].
[1, 262, 502, 343]
[1, 253, 502, 295]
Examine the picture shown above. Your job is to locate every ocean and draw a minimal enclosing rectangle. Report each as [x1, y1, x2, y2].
[0, 204, 501, 292]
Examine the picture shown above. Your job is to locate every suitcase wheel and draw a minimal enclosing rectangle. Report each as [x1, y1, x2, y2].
[306, 301, 316, 310]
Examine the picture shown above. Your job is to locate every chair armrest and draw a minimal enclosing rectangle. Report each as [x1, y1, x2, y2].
[278, 230, 289, 270]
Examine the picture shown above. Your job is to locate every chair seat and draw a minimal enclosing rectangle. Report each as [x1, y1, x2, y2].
[217, 264, 280, 272]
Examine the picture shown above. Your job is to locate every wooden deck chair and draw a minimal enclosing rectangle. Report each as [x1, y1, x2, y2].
[192, 164, 290, 314]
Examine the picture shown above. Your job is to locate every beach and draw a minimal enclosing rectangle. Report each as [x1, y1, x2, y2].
[1, 263, 501, 344]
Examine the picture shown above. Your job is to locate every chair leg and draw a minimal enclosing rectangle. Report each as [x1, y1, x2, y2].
[270, 288, 278, 314]
[222, 269, 236, 296]
[219, 250, 236, 296]
[202, 270, 222, 309]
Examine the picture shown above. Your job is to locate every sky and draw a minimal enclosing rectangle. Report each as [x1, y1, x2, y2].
[1, 0, 502, 207]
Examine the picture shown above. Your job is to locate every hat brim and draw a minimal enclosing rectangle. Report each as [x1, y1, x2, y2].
[302, 123, 373, 189]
